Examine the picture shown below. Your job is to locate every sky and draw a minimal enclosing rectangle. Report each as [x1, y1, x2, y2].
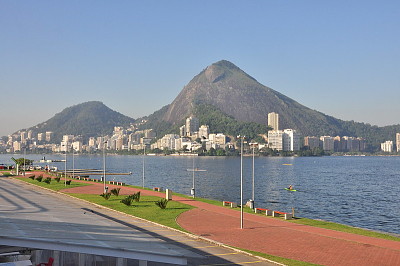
[1, 1, 399, 137]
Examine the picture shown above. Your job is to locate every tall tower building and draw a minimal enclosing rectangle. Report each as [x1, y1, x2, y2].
[185, 116, 199, 136]
[268, 112, 279, 131]
[396, 133, 400, 152]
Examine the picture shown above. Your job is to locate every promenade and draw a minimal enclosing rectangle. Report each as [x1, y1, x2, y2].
[7, 172, 400, 265]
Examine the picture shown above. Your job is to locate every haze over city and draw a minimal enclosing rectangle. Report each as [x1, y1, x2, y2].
[1, 1, 399, 137]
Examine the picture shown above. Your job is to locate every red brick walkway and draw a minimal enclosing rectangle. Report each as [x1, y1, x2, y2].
[27, 172, 400, 265]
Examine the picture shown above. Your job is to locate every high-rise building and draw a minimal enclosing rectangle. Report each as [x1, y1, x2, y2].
[45, 132, 53, 142]
[268, 112, 279, 131]
[37, 133, 44, 141]
[20, 131, 27, 142]
[179, 125, 186, 137]
[185, 116, 199, 136]
[283, 129, 301, 151]
[304, 136, 320, 150]
[268, 130, 284, 151]
[397, 133, 400, 152]
[381, 141, 393, 153]
[320, 136, 335, 151]
[198, 125, 210, 139]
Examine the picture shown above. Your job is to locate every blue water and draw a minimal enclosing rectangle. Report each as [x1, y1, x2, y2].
[2, 154, 399, 235]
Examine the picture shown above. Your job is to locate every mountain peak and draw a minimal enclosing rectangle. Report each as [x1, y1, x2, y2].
[202, 60, 256, 84]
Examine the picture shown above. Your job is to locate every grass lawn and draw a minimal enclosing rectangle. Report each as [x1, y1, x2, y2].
[70, 193, 193, 231]
[15, 176, 92, 191]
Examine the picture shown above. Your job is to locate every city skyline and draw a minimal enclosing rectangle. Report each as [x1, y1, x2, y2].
[1, 1, 400, 137]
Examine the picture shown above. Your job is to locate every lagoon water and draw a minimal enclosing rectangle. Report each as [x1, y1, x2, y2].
[1, 154, 399, 235]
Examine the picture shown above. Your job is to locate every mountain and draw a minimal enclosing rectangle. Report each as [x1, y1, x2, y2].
[162, 60, 344, 136]
[142, 60, 400, 149]
[27, 101, 135, 142]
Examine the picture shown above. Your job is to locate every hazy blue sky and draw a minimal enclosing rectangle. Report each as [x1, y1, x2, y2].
[1, 1, 399, 137]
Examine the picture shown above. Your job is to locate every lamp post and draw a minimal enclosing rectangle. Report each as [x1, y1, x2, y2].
[103, 140, 107, 193]
[72, 146, 75, 179]
[237, 135, 245, 229]
[192, 155, 195, 198]
[249, 142, 258, 209]
[142, 145, 146, 188]
[63, 144, 67, 186]
[23, 148, 26, 176]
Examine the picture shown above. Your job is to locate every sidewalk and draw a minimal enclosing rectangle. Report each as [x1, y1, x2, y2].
[32, 172, 400, 265]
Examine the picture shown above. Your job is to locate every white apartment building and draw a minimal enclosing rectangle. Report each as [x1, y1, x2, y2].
[160, 134, 180, 150]
[209, 133, 226, 145]
[397, 133, 400, 152]
[381, 141, 393, 153]
[283, 129, 301, 151]
[37, 133, 44, 141]
[13, 141, 21, 152]
[198, 125, 210, 139]
[20, 132, 27, 142]
[27, 130, 33, 139]
[268, 112, 279, 131]
[72, 141, 83, 152]
[175, 137, 192, 151]
[63, 135, 74, 143]
[268, 130, 284, 151]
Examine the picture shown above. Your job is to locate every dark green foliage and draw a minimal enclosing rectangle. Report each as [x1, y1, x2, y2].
[55, 177, 61, 182]
[43, 177, 52, 184]
[155, 198, 169, 209]
[120, 191, 141, 206]
[194, 104, 268, 141]
[66, 180, 72, 185]
[133, 191, 141, 202]
[110, 188, 121, 197]
[28, 175, 35, 180]
[36, 175, 43, 182]
[14, 158, 34, 166]
[121, 195, 134, 206]
[100, 192, 111, 200]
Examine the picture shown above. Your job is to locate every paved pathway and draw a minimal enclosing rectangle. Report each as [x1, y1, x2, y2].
[27, 172, 400, 265]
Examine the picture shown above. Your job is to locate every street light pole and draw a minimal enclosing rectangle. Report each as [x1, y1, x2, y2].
[238, 135, 245, 229]
[142, 145, 146, 188]
[192, 155, 195, 198]
[72, 146, 75, 179]
[249, 142, 258, 209]
[23, 148, 26, 176]
[64, 147, 67, 186]
[103, 140, 107, 193]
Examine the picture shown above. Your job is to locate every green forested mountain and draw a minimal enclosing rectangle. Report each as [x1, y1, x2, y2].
[26, 101, 135, 142]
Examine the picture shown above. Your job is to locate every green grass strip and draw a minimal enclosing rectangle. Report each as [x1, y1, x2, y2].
[15, 176, 92, 191]
[70, 193, 193, 231]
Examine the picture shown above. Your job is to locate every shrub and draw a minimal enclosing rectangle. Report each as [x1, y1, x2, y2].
[155, 199, 169, 209]
[121, 195, 134, 206]
[55, 177, 61, 182]
[133, 191, 141, 202]
[66, 180, 72, 185]
[43, 177, 52, 184]
[100, 192, 111, 200]
[28, 175, 35, 180]
[111, 188, 121, 197]
[36, 176, 43, 182]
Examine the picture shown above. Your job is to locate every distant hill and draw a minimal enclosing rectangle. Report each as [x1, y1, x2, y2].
[141, 60, 400, 150]
[26, 101, 135, 142]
